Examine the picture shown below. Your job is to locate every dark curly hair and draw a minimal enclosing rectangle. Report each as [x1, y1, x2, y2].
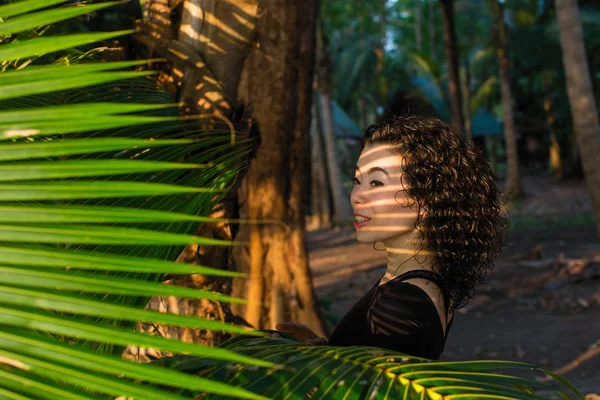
[361, 114, 508, 313]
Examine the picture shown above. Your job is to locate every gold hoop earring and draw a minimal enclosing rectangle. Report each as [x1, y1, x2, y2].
[373, 241, 386, 251]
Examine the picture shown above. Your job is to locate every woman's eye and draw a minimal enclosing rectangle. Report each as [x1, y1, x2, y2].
[370, 180, 383, 187]
[352, 177, 360, 185]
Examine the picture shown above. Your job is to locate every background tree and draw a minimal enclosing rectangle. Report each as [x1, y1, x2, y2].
[438, 0, 465, 133]
[554, 0, 600, 238]
[490, 0, 523, 199]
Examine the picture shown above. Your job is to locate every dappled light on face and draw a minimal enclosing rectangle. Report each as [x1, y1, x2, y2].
[352, 143, 419, 245]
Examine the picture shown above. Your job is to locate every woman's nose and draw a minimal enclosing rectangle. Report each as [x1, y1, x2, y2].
[350, 187, 365, 206]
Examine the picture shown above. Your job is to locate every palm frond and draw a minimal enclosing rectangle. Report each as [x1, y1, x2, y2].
[0, 2, 273, 399]
[185, 335, 584, 400]
[470, 76, 498, 114]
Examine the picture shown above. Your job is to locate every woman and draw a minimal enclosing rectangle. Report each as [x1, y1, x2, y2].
[276, 114, 508, 359]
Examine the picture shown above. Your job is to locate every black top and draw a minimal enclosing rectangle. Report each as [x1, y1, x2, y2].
[327, 270, 453, 359]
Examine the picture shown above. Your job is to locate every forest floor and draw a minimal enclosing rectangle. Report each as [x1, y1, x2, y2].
[307, 172, 600, 397]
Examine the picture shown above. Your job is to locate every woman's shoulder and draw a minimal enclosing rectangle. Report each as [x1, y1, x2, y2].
[375, 278, 453, 336]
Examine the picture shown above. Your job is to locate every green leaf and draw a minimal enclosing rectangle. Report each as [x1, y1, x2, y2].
[0, 138, 193, 161]
[0, 60, 161, 86]
[0, 30, 134, 62]
[0, 204, 225, 223]
[0, 160, 203, 181]
[0, 328, 267, 400]
[0, 0, 69, 19]
[0, 181, 219, 201]
[0, 102, 169, 123]
[0, 266, 246, 304]
[0, 245, 243, 276]
[0, 367, 94, 400]
[0, 224, 235, 245]
[0, 2, 120, 37]
[0, 71, 154, 102]
[0, 387, 31, 400]
[0, 305, 272, 367]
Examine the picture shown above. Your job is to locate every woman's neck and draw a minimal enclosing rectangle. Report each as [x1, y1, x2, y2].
[381, 230, 433, 282]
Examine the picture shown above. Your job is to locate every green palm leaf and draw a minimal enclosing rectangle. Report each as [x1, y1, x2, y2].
[0, 1, 273, 399]
[186, 336, 583, 399]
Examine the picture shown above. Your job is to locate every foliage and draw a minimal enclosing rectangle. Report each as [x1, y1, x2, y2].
[0, 1, 270, 399]
[160, 334, 585, 399]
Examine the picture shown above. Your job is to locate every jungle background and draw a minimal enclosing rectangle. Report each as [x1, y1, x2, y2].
[5, 0, 600, 397]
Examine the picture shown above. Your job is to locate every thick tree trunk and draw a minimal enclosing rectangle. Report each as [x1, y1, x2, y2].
[132, 0, 326, 351]
[231, 0, 327, 335]
[438, 0, 464, 133]
[490, 0, 522, 200]
[316, 23, 353, 224]
[555, 0, 600, 238]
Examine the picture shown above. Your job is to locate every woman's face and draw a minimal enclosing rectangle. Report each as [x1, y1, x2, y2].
[350, 142, 419, 244]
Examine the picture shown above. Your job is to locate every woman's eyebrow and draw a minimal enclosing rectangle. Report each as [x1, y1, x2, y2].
[355, 166, 390, 177]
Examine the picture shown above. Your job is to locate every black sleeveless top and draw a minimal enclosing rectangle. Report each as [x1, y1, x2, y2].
[327, 270, 453, 359]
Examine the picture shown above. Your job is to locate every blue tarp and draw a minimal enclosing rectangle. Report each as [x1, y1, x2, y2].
[471, 109, 503, 137]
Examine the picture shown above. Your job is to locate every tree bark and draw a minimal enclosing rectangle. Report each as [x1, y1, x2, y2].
[316, 23, 353, 224]
[461, 63, 472, 141]
[438, 0, 465, 133]
[232, 0, 327, 336]
[555, 0, 600, 238]
[490, 0, 522, 200]
[309, 90, 332, 230]
[542, 72, 562, 178]
[429, 0, 436, 62]
[132, 0, 326, 351]
[415, 0, 422, 53]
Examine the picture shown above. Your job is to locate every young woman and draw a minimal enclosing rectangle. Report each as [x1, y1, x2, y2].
[276, 114, 508, 359]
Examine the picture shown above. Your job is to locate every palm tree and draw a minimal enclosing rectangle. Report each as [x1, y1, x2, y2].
[489, 0, 523, 200]
[438, 0, 465, 133]
[316, 21, 353, 225]
[554, 0, 600, 238]
[0, 1, 585, 398]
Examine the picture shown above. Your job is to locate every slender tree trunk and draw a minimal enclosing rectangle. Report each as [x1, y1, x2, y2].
[316, 22, 353, 224]
[231, 0, 327, 335]
[429, 0, 436, 62]
[490, 0, 522, 200]
[309, 90, 332, 230]
[461, 63, 472, 141]
[542, 72, 562, 178]
[555, 0, 600, 237]
[438, 0, 465, 133]
[415, 0, 423, 53]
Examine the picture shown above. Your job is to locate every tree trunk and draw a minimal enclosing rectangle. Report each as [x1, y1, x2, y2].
[461, 63, 472, 141]
[438, 0, 464, 133]
[309, 90, 332, 230]
[231, 0, 327, 336]
[415, 0, 422, 53]
[542, 72, 562, 178]
[429, 0, 436, 62]
[132, 0, 326, 351]
[316, 23, 353, 225]
[555, 0, 600, 238]
[490, 0, 522, 200]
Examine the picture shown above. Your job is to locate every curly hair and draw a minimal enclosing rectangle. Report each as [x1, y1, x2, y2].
[361, 114, 508, 313]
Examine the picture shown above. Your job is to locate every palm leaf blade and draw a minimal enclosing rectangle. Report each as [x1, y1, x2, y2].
[0, 2, 119, 37]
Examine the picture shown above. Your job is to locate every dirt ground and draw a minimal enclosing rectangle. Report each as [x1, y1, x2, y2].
[307, 174, 600, 397]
